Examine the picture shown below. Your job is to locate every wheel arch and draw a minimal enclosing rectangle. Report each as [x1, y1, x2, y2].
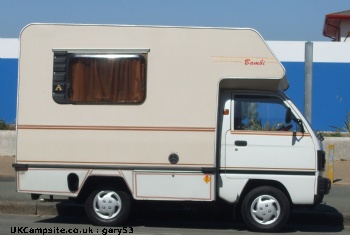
[76, 176, 132, 203]
[238, 179, 292, 207]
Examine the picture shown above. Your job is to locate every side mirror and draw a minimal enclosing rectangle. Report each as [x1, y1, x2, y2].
[285, 108, 292, 124]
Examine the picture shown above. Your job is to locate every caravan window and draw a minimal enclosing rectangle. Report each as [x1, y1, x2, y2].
[53, 52, 147, 104]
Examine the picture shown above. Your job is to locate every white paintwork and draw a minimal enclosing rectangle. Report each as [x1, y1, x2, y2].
[267, 41, 350, 63]
[18, 169, 90, 196]
[218, 90, 320, 204]
[267, 41, 306, 62]
[120, 170, 134, 195]
[225, 132, 315, 170]
[219, 176, 248, 203]
[134, 172, 214, 200]
[220, 174, 315, 204]
[225, 91, 315, 170]
[0, 38, 19, 58]
[313, 42, 350, 62]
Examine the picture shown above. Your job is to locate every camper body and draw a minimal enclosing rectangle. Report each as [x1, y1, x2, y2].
[14, 24, 330, 232]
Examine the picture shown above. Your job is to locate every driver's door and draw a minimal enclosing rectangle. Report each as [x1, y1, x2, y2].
[225, 93, 315, 176]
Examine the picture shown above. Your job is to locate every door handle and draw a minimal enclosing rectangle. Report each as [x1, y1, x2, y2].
[235, 140, 247, 147]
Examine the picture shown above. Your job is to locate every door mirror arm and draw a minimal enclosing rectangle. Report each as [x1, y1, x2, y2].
[297, 119, 305, 133]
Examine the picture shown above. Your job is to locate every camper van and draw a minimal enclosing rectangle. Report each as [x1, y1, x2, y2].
[13, 24, 330, 232]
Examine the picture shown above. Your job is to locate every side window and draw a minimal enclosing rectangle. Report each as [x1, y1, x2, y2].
[233, 95, 298, 132]
[53, 51, 147, 104]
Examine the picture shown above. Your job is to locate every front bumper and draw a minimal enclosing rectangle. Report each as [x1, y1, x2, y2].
[314, 176, 331, 205]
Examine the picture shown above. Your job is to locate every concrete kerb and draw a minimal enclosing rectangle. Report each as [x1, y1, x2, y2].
[0, 200, 84, 216]
[0, 175, 15, 182]
[0, 201, 38, 215]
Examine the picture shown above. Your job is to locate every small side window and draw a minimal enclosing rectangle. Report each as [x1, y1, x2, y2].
[53, 51, 147, 104]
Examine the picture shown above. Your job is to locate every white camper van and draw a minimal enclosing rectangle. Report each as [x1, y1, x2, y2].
[13, 24, 330, 232]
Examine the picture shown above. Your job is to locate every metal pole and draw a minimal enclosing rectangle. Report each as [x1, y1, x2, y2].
[304, 41, 313, 124]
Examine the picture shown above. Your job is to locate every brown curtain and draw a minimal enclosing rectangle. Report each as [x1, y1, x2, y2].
[69, 56, 145, 103]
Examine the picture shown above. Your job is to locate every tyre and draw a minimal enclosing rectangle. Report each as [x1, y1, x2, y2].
[85, 188, 131, 226]
[241, 186, 290, 232]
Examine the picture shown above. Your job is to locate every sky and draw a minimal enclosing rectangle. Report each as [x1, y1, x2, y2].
[0, 0, 349, 41]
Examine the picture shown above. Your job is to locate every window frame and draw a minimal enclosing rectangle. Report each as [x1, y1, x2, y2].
[52, 49, 149, 105]
[232, 93, 300, 132]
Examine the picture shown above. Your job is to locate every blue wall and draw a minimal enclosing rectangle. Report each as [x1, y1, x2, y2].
[283, 62, 350, 131]
[0, 59, 17, 123]
[313, 62, 350, 131]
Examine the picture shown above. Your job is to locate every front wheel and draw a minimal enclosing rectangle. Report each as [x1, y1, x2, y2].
[241, 186, 290, 232]
[85, 188, 131, 226]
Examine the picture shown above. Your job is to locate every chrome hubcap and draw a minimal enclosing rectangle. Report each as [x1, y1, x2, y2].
[250, 195, 280, 225]
[93, 191, 121, 219]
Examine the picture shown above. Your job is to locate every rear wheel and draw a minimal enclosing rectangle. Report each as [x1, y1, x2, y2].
[85, 188, 131, 226]
[241, 186, 290, 232]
